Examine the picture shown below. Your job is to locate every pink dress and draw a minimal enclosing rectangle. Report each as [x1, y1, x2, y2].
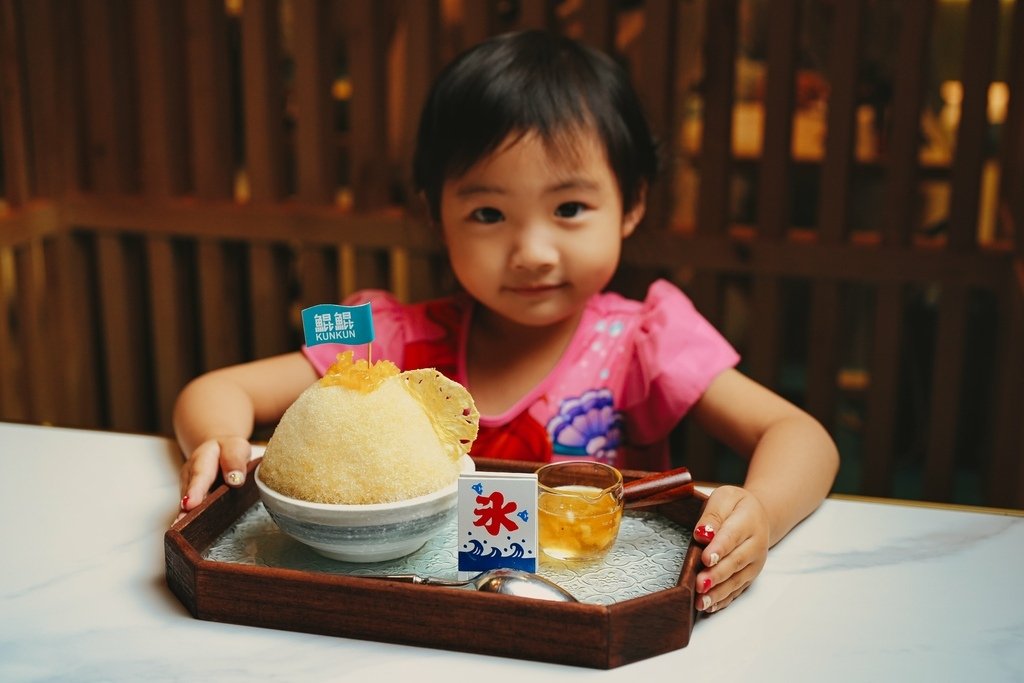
[303, 279, 739, 472]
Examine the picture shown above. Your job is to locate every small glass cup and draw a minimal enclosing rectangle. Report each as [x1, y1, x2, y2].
[536, 461, 624, 563]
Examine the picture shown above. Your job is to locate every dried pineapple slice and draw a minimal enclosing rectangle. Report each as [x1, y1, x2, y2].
[399, 369, 480, 461]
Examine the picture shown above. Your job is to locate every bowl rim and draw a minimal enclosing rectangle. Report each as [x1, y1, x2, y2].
[254, 454, 474, 513]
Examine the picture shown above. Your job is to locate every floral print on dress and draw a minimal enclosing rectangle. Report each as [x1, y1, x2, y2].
[547, 389, 623, 463]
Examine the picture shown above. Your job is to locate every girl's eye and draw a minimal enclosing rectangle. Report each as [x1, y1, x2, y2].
[470, 207, 504, 223]
[554, 202, 586, 219]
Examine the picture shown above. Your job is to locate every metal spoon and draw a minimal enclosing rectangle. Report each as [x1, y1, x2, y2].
[369, 568, 577, 602]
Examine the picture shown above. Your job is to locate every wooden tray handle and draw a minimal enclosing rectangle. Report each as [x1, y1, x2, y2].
[623, 467, 694, 510]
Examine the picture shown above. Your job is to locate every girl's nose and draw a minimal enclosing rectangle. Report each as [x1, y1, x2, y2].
[510, 224, 558, 271]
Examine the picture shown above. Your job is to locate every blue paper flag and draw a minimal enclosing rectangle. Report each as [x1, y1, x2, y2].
[301, 303, 375, 347]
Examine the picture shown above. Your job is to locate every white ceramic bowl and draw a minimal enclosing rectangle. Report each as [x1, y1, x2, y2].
[255, 455, 474, 563]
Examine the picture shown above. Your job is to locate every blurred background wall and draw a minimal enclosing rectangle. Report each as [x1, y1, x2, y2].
[1, 0, 1022, 507]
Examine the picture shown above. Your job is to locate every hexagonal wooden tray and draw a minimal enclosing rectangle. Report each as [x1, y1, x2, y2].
[165, 457, 706, 669]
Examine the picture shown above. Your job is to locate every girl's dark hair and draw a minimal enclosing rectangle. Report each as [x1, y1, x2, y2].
[413, 30, 659, 222]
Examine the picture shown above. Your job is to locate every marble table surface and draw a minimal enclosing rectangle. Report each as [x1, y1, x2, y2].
[2, 421, 1022, 681]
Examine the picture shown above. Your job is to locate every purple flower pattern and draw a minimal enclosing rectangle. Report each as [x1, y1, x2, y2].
[547, 389, 623, 462]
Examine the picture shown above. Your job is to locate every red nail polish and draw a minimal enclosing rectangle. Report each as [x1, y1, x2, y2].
[699, 577, 712, 594]
[180, 495, 189, 511]
[694, 524, 715, 544]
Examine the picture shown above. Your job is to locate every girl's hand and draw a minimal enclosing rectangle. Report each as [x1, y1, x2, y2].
[692, 485, 770, 614]
[175, 436, 253, 522]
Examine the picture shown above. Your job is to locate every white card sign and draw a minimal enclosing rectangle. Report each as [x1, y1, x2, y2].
[457, 472, 538, 577]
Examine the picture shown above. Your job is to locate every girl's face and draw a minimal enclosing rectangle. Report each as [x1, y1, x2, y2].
[439, 130, 644, 331]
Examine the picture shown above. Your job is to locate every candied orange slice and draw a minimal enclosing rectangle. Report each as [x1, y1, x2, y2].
[400, 369, 480, 461]
[320, 350, 399, 392]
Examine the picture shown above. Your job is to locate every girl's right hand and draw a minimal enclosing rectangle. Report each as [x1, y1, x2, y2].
[175, 436, 253, 522]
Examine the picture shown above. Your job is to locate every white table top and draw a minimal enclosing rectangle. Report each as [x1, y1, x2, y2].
[1, 421, 1022, 681]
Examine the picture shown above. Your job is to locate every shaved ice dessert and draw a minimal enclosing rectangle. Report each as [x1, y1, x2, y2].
[258, 351, 479, 505]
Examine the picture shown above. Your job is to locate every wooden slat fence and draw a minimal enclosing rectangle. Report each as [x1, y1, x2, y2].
[0, 0, 1021, 507]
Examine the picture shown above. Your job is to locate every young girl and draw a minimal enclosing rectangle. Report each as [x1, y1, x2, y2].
[173, 30, 838, 614]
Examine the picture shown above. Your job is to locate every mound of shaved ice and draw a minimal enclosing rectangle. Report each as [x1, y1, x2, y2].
[258, 353, 479, 504]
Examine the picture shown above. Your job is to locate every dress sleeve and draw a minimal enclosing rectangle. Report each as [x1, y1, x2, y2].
[300, 290, 409, 376]
[622, 279, 740, 444]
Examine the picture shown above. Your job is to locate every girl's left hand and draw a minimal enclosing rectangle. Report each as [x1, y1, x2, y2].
[691, 485, 770, 613]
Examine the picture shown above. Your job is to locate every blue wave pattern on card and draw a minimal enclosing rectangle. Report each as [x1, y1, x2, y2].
[459, 548, 535, 573]
[459, 531, 536, 573]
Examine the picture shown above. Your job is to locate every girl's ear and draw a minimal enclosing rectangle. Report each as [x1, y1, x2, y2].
[621, 182, 647, 238]
[416, 191, 446, 243]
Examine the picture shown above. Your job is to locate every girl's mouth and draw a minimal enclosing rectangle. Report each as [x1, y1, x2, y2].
[505, 283, 566, 295]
